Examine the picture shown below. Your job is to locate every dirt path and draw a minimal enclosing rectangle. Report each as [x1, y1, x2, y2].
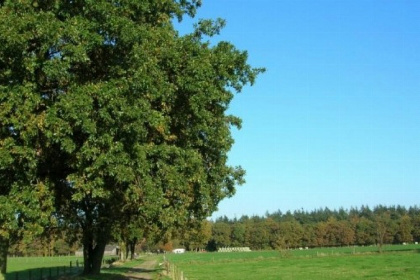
[124, 258, 160, 280]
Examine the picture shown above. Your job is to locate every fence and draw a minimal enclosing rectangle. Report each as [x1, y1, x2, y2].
[9, 261, 81, 280]
[165, 261, 188, 280]
[8, 258, 116, 280]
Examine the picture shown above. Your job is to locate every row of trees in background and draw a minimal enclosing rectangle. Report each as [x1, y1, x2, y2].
[176, 205, 420, 252]
[7, 205, 420, 256]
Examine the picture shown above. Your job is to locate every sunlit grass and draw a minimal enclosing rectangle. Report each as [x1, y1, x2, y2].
[166, 245, 420, 280]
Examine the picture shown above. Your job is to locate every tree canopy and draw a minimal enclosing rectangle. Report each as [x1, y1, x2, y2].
[207, 205, 420, 251]
[0, 0, 264, 275]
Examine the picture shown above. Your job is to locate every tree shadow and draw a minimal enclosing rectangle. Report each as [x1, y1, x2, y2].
[126, 267, 161, 274]
[123, 277, 153, 280]
[73, 272, 129, 280]
[103, 265, 164, 280]
[7, 266, 81, 280]
[383, 247, 420, 254]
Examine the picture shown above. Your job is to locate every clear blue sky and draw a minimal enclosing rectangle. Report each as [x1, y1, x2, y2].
[176, 0, 420, 219]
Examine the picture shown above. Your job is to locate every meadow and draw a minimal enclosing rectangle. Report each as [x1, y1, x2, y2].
[166, 244, 420, 280]
[6, 255, 118, 280]
[5, 245, 419, 279]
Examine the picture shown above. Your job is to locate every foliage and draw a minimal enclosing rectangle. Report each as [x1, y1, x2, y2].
[8, 204, 419, 259]
[0, 0, 56, 273]
[207, 205, 420, 251]
[0, 0, 263, 275]
[8, 229, 80, 257]
[178, 219, 212, 251]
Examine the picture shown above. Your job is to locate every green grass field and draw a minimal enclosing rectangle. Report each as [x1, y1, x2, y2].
[166, 245, 420, 280]
[6, 255, 166, 280]
[8, 255, 83, 272]
[6, 255, 118, 280]
[5, 245, 419, 279]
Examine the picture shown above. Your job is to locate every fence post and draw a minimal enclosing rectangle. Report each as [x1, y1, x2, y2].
[28, 270, 32, 280]
[14, 272, 18, 280]
[40, 268, 43, 280]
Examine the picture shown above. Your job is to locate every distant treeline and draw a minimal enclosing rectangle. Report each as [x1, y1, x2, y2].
[9, 205, 420, 256]
[206, 205, 420, 251]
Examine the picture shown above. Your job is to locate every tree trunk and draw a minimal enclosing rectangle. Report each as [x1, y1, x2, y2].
[129, 237, 137, 260]
[83, 237, 107, 275]
[120, 240, 126, 261]
[124, 241, 129, 261]
[0, 236, 9, 280]
[376, 227, 386, 253]
[81, 219, 111, 275]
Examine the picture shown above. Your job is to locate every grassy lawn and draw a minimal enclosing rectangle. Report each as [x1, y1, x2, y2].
[6, 246, 419, 279]
[8, 255, 85, 272]
[7, 256, 85, 280]
[166, 245, 420, 280]
[6, 255, 133, 280]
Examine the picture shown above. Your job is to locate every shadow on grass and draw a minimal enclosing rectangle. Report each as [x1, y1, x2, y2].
[7, 266, 81, 280]
[110, 266, 161, 273]
[74, 263, 164, 280]
[104, 265, 164, 280]
[74, 269, 165, 280]
[382, 247, 420, 254]
[7, 258, 164, 280]
[74, 272, 128, 280]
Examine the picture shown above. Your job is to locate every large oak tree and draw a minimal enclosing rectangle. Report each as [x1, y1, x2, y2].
[0, 0, 263, 275]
